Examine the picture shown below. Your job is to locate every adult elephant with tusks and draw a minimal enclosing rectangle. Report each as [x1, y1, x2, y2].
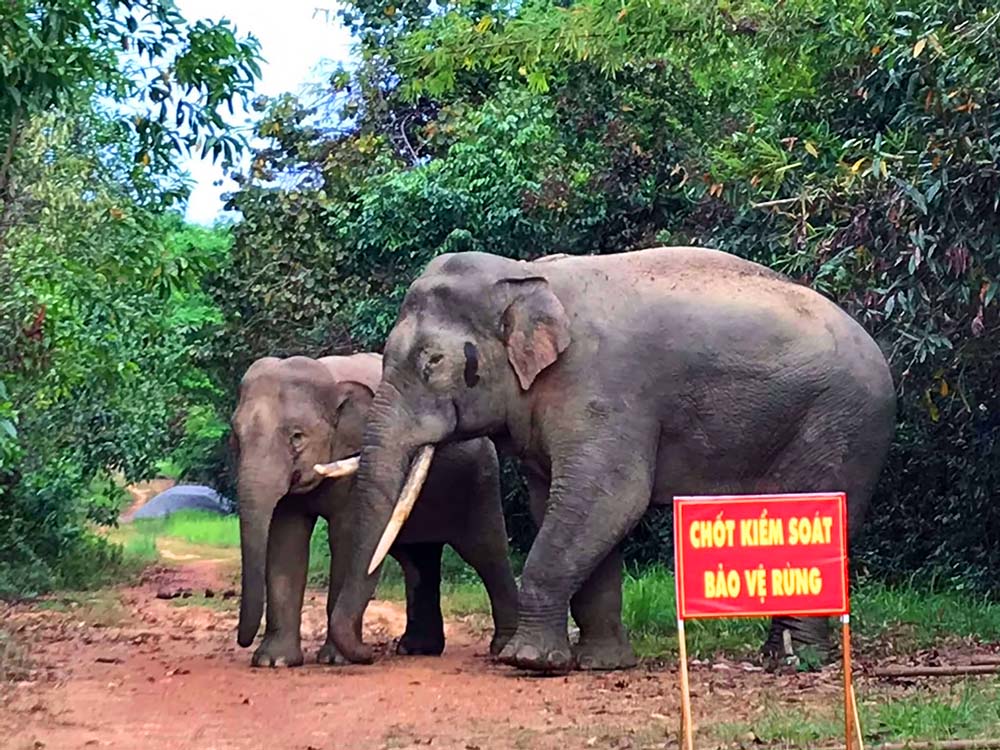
[323, 246, 896, 673]
[232, 353, 518, 667]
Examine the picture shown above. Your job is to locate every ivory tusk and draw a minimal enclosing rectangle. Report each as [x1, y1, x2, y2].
[313, 456, 360, 478]
[366, 445, 435, 575]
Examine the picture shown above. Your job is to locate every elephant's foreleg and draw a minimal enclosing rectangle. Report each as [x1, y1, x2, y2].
[450, 535, 518, 656]
[498, 440, 654, 673]
[318, 514, 360, 665]
[448, 457, 518, 655]
[570, 547, 637, 670]
[395, 542, 446, 656]
[252, 506, 316, 668]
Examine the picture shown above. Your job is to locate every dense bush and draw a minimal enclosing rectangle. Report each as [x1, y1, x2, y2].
[0, 1, 259, 596]
[0, 113, 238, 596]
[213, 0, 999, 590]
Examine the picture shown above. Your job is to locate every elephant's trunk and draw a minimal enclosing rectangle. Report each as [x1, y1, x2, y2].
[329, 382, 428, 663]
[236, 451, 290, 648]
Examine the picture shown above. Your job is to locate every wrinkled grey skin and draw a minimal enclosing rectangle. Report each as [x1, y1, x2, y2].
[328, 246, 896, 673]
[231, 353, 518, 667]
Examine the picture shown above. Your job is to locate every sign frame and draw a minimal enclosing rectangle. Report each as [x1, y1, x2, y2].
[671, 492, 861, 750]
[673, 492, 850, 621]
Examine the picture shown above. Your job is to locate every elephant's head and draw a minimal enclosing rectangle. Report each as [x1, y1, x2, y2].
[231, 356, 374, 647]
[328, 252, 571, 661]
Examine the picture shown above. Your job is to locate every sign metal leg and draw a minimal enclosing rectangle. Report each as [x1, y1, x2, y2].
[677, 618, 694, 750]
[842, 614, 856, 750]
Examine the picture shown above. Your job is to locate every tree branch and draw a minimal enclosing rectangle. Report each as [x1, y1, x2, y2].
[0, 109, 23, 206]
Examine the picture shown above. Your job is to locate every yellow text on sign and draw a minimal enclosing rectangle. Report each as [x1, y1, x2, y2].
[702, 566, 824, 601]
[690, 515, 834, 549]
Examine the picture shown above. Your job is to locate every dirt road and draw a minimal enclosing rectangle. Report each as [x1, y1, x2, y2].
[0, 546, 853, 750]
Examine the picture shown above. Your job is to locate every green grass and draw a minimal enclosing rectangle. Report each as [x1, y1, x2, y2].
[366, 546, 497, 615]
[870, 680, 1000, 741]
[713, 679, 1000, 747]
[168, 593, 238, 611]
[129, 510, 497, 611]
[622, 565, 767, 659]
[620, 565, 1000, 660]
[125, 512, 1000, 661]
[33, 589, 127, 626]
[132, 510, 242, 548]
[121, 531, 159, 563]
[852, 575, 1000, 649]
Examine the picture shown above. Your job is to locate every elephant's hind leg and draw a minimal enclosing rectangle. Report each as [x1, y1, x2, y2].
[570, 547, 637, 670]
[449, 457, 519, 656]
[395, 543, 446, 656]
[759, 398, 892, 665]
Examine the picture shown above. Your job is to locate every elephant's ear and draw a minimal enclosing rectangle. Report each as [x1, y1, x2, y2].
[331, 381, 375, 454]
[496, 276, 571, 390]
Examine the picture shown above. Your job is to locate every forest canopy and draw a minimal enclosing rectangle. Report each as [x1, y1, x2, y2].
[1, 0, 997, 596]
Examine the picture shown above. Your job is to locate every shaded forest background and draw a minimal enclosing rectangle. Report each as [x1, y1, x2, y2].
[1, 0, 997, 597]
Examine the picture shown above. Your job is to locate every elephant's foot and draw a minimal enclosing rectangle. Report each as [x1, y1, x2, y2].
[489, 628, 516, 657]
[498, 628, 574, 673]
[251, 636, 304, 668]
[317, 640, 351, 666]
[761, 618, 832, 672]
[396, 630, 445, 656]
[573, 634, 637, 671]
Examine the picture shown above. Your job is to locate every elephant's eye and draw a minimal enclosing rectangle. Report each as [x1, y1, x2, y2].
[422, 353, 444, 382]
[290, 431, 305, 448]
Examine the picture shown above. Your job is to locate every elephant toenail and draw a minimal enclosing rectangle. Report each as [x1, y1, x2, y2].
[518, 645, 541, 663]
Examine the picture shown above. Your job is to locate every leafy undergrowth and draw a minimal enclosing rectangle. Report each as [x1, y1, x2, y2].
[712, 679, 1000, 748]
[622, 565, 1000, 661]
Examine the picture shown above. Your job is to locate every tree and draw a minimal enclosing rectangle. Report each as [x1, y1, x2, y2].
[0, 1, 260, 596]
[0, 0, 261, 217]
[218, 0, 1000, 587]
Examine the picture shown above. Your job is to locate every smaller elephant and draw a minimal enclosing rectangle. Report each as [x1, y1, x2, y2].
[231, 353, 518, 666]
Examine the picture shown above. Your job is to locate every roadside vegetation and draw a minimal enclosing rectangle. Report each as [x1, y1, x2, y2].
[120, 511, 1000, 663]
[713, 679, 1000, 747]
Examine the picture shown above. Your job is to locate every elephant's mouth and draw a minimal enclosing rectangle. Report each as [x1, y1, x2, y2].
[287, 468, 325, 495]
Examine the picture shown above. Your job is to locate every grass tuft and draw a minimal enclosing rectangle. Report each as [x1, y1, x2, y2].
[870, 680, 1000, 741]
[622, 565, 766, 659]
[132, 510, 241, 548]
[713, 679, 1000, 747]
[121, 532, 159, 563]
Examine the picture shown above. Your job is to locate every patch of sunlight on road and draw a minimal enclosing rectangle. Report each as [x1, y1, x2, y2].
[156, 536, 241, 567]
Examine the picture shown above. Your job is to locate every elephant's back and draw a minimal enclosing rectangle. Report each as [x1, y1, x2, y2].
[533, 245, 788, 285]
[318, 353, 383, 390]
[546, 246, 889, 374]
